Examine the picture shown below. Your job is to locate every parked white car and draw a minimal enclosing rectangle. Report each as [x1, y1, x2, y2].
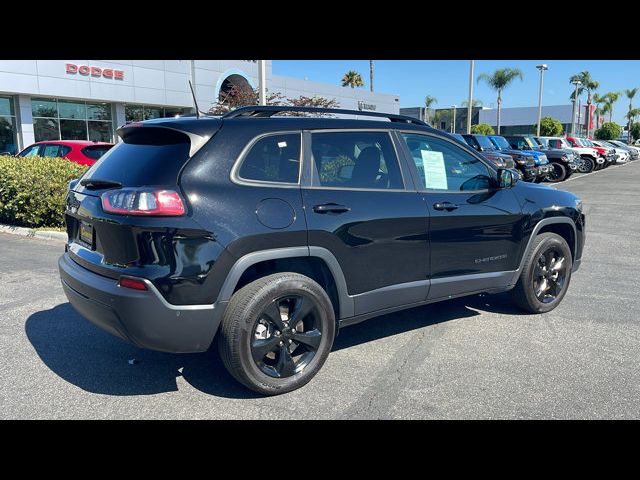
[592, 140, 629, 163]
[539, 136, 600, 173]
[609, 140, 640, 159]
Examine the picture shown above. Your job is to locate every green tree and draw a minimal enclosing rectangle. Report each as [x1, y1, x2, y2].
[535, 116, 563, 136]
[592, 93, 605, 129]
[470, 123, 495, 135]
[602, 91, 621, 123]
[431, 110, 443, 129]
[569, 71, 599, 136]
[630, 123, 640, 143]
[341, 70, 364, 88]
[423, 95, 437, 124]
[477, 68, 523, 134]
[594, 122, 622, 140]
[626, 109, 640, 142]
[624, 88, 638, 143]
[461, 99, 483, 107]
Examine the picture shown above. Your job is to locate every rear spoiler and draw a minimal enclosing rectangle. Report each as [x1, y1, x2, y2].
[116, 118, 222, 157]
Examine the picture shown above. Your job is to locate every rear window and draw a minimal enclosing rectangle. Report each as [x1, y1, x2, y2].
[81, 129, 191, 186]
[81, 145, 112, 160]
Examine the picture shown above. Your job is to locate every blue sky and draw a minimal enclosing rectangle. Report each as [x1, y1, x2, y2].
[273, 60, 640, 125]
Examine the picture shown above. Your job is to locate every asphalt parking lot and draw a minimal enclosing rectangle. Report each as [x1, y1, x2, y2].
[1, 161, 639, 419]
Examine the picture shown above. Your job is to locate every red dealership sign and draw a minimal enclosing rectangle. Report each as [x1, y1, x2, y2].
[66, 63, 124, 80]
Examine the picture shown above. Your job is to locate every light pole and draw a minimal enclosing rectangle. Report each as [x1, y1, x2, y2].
[571, 80, 582, 136]
[467, 60, 474, 134]
[258, 60, 267, 106]
[451, 105, 457, 133]
[535, 64, 548, 136]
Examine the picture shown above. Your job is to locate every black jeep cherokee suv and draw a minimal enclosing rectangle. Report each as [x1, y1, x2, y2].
[58, 106, 585, 395]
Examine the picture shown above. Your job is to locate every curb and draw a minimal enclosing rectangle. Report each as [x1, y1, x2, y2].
[0, 223, 68, 243]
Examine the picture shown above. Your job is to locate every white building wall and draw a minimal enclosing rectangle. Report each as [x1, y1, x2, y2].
[0, 60, 400, 149]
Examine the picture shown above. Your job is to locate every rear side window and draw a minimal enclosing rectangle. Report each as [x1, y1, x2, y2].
[311, 131, 403, 190]
[238, 133, 301, 184]
[82, 128, 191, 186]
[81, 145, 112, 160]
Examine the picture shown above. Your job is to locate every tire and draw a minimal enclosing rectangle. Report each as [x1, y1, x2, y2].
[546, 162, 567, 182]
[511, 232, 573, 314]
[218, 272, 335, 395]
[578, 156, 595, 173]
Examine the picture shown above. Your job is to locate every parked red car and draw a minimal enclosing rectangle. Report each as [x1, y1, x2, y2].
[17, 140, 114, 166]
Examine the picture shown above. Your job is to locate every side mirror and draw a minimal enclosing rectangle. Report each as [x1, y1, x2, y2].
[497, 168, 518, 189]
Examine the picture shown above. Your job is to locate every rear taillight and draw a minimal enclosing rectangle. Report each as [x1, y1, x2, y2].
[119, 277, 148, 291]
[101, 188, 185, 216]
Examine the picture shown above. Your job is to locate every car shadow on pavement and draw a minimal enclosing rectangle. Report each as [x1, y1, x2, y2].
[26, 294, 529, 399]
[25, 303, 260, 399]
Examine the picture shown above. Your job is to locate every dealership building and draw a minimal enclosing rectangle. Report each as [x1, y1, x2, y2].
[0, 60, 400, 154]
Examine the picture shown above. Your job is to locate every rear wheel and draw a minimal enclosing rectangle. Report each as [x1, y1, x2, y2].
[512, 232, 572, 313]
[218, 273, 335, 395]
[546, 162, 567, 182]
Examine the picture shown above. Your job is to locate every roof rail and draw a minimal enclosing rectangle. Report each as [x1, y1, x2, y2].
[221, 105, 428, 126]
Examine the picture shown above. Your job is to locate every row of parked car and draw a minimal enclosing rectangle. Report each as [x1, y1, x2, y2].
[449, 133, 638, 183]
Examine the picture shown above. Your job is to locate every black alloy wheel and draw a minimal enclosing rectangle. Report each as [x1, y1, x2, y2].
[547, 162, 567, 182]
[218, 272, 335, 395]
[532, 247, 568, 303]
[251, 294, 322, 378]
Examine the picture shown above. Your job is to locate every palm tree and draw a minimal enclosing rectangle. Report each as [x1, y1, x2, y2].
[461, 99, 483, 107]
[369, 61, 374, 92]
[341, 70, 364, 89]
[603, 91, 621, 123]
[477, 68, 524, 134]
[569, 71, 599, 136]
[625, 88, 638, 143]
[626, 108, 640, 142]
[431, 110, 443, 130]
[600, 102, 612, 125]
[424, 95, 437, 124]
[592, 93, 605, 129]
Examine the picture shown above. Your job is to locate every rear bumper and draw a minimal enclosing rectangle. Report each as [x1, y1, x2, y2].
[58, 253, 224, 353]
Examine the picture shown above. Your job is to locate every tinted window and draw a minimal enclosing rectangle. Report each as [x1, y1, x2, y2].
[42, 144, 61, 157]
[475, 135, 495, 150]
[82, 129, 191, 186]
[238, 133, 301, 184]
[19, 144, 41, 157]
[311, 131, 403, 190]
[507, 137, 529, 150]
[81, 145, 112, 160]
[402, 133, 492, 192]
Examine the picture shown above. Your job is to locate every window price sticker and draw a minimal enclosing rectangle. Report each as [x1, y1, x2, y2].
[421, 150, 448, 190]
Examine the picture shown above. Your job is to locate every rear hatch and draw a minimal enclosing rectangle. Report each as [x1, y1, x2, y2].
[65, 117, 221, 280]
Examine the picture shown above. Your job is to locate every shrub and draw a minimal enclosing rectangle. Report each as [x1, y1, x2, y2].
[0, 155, 87, 228]
[535, 116, 563, 136]
[470, 123, 495, 135]
[594, 122, 622, 140]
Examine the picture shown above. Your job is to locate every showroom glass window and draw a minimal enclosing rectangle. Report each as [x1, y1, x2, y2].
[31, 98, 113, 142]
[0, 96, 18, 154]
[125, 104, 189, 123]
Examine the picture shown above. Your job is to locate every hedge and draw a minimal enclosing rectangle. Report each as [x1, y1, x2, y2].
[0, 155, 88, 228]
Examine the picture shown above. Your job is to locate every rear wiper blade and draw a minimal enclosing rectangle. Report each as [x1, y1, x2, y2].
[80, 178, 122, 190]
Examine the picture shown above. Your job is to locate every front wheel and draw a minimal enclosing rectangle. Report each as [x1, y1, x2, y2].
[511, 232, 573, 313]
[578, 157, 594, 173]
[546, 162, 567, 182]
[218, 273, 335, 395]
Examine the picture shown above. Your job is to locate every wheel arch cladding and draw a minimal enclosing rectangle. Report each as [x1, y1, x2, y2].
[537, 222, 575, 261]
